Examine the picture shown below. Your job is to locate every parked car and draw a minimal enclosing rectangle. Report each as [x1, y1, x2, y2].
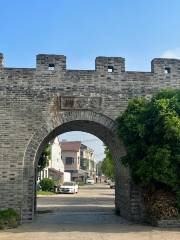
[110, 181, 115, 189]
[86, 178, 95, 184]
[59, 181, 78, 194]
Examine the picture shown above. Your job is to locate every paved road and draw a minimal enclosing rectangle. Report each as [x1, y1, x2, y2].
[0, 183, 180, 240]
[37, 183, 116, 213]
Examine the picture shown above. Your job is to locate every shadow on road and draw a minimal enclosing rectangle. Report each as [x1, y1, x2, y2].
[4, 204, 180, 234]
[3, 184, 180, 236]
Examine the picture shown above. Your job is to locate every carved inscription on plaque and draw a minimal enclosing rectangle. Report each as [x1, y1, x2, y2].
[60, 96, 102, 110]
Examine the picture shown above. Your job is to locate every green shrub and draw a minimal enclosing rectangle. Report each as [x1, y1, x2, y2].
[0, 208, 20, 229]
[118, 89, 180, 218]
[39, 178, 55, 191]
[37, 191, 55, 195]
[75, 180, 84, 186]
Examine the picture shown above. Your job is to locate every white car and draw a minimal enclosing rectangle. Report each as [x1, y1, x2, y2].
[86, 178, 95, 184]
[59, 182, 78, 194]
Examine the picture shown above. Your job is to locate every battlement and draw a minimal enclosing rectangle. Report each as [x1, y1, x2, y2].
[151, 58, 180, 75]
[1, 53, 180, 76]
[36, 54, 66, 71]
[95, 57, 125, 73]
[0, 53, 4, 68]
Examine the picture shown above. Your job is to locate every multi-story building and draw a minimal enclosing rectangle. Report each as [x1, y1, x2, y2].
[61, 141, 96, 181]
[80, 144, 96, 179]
[61, 141, 86, 181]
[39, 137, 70, 183]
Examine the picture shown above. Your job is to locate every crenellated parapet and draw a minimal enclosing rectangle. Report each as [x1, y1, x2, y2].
[95, 56, 125, 74]
[151, 58, 180, 75]
[36, 54, 66, 71]
[1, 53, 180, 77]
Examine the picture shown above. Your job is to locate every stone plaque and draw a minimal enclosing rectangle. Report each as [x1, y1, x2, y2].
[60, 96, 102, 110]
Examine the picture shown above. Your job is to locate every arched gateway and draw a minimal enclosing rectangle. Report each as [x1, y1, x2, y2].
[0, 53, 179, 223]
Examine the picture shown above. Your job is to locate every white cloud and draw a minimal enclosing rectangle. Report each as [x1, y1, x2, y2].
[161, 48, 180, 59]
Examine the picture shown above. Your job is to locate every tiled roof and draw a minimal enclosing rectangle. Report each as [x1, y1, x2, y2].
[61, 141, 81, 152]
[48, 168, 64, 176]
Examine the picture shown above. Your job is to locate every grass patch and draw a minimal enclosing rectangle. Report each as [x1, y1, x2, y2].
[77, 182, 85, 186]
[37, 191, 56, 195]
[0, 208, 20, 230]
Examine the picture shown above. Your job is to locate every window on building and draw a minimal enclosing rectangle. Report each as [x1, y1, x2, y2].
[65, 157, 74, 164]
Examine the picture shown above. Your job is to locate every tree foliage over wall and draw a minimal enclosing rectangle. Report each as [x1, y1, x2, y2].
[118, 89, 180, 218]
[38, 144, 51, 172]
[101, 147, 115, 180]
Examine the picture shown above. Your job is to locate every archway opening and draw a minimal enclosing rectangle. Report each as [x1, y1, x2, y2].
[31, 119, 126, 219]
[36, 131, 116, 222]
[23, 111, 133, 223]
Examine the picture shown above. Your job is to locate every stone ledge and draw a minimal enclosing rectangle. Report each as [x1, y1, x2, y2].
[151, 218, 180, 228]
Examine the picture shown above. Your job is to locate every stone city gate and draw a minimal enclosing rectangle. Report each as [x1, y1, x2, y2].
[0, 53, 180, 223]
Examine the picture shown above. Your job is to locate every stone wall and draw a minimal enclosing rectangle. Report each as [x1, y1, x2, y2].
[0, 53, 180, 223]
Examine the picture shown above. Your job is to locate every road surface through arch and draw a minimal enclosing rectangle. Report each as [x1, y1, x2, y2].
[1, 184, 180, 240]
[37, 183, 117, 223]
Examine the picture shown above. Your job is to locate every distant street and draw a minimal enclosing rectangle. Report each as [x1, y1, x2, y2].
[37, 183, 116, 214]
[0, 183, 180, 240]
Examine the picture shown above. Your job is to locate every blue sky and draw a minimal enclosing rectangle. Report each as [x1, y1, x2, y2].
[1, 0, 180, 160]
[1, 0, 180, 70]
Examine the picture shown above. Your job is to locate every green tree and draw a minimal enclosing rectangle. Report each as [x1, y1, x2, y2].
[101, 147, 115, 180]
[118, 89, 180, 216]
[39, 178, 55, 191]
[96, 161, 103, 176]
[38, 144, 51, 172]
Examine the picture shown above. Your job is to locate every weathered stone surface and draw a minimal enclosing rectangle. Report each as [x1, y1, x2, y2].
[151, 218, 180, 228]
[0, 53, 179, 223]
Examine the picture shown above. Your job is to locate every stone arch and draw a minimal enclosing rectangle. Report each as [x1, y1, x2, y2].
[22, 110, 144, 222]
[24, 110, 125, 167]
